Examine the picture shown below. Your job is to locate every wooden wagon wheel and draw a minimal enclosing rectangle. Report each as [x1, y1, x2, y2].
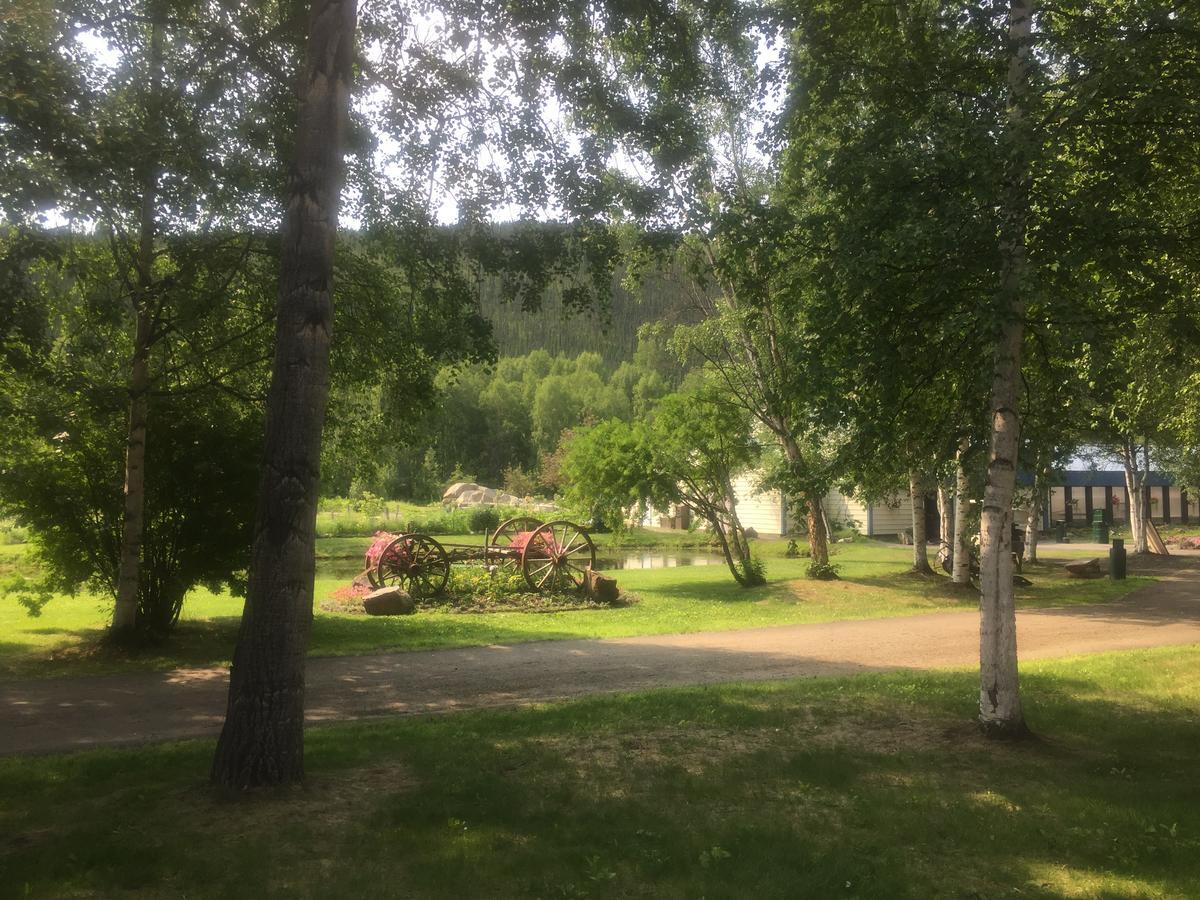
[375, 533, 450, 598]
[488, 515, 544, 568]
[521, 520, 597, 592]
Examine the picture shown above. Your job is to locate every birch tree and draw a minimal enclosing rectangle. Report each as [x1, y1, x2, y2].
[976, 0, 1034, 738]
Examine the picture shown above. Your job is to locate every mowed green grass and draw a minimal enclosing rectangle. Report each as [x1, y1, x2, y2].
[3, 645, 1199, 898]
[0, 538, 1149, 680]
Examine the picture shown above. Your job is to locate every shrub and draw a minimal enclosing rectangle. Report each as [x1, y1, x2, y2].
[741, 554, 767, 586]
[468, 507, 501, 535]
[807, 560, 840, 580]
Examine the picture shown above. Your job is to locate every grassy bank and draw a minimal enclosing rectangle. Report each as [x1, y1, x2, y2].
[3, 645, 1199, 898]
[0, 538, 1150, 680]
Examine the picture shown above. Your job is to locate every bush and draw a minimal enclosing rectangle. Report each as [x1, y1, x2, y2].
[468, 507, 501, 535]
[741, 554, 767, 586]
[807, 560, 840, 580]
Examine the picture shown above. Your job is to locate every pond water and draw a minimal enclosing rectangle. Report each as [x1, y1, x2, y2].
[318, 552, 726, 577]
[594, 554, 725, 570]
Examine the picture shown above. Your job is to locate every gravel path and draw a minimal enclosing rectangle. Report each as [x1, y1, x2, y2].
[3, 554, 1199, 756]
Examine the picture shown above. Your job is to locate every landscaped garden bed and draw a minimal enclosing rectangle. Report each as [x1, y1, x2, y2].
[320, 564, 633, 616]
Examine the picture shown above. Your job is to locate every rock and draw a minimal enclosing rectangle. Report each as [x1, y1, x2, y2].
[362, 586, 415, 615]
[1064, 557, 1104, 579]
[743, 527, 758, 540]
[442, 482, 480, 503]
[1013, 574, 1033, 587]
[584, 567, 620, 604]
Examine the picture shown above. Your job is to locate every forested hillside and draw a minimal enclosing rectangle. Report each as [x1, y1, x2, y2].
[321, 338, 685, 501]
[478, 267, 697, 365]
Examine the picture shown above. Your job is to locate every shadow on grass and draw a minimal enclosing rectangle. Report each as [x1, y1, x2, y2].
[4, 650, 1200, 898]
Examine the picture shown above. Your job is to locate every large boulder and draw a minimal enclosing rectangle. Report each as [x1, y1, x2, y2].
[1064, 557, 1104, 579]
[454, 489, 478, 507]
[363, 586, 415, 615]
[442, 482, 480, 504]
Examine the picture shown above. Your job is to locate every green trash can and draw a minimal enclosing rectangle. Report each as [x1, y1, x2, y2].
[1091, 509, 1109, 544]
[1053, 519, 1067, 543]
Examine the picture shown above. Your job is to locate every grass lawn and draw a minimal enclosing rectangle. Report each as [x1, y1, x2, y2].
[0, 538, 1150, 680]
[3, 645, 1199, 898]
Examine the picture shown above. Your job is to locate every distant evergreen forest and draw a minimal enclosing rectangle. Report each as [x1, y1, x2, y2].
[478, 269, 698, 365]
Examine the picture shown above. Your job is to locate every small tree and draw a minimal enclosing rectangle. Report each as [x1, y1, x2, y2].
[564, 387, 765, 587]
[0, 384, 260, 635]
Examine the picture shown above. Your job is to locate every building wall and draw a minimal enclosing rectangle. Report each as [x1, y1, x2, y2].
[1043, 483, 1200, 524]
[824, 490, 869, 534]
[729, 472, 786, 536]
[868, 495, 913, 536]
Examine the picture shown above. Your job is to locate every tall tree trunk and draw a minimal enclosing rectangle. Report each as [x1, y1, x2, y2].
[979, 0, 1032, 739]
[1023, 459, 1046, 564]
[953, 438, 972, 585]
[937, 479, 952, 558]
[779, 434, 830, 567]
[112, 15, 164, 637]
[805, 496, 831, 572]
[1122, 441, 1148, 553]
[1023, 489, 1041, 564]
[211, 0, 358, 790]
[909, 471, 933, 574]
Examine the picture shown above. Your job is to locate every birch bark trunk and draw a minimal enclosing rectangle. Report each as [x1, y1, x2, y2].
[1023, 488, 1041, 564]
[1122, 443, 1148, 554]
[937, 480, 952, 559]
[953, 439, 972, 585]
[909, 471, 933, 574]
[979, 0, 1032, 738]
[112, 16, 165, 637]
[211, 0, 358, 790]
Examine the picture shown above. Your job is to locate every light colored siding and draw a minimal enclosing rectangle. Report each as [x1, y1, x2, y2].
[868, 495, 912, 536]
[1112, 487, 1128, 522]
[730, 472, 786, 536]
[1167, 487, 1184, 522]
[823, 489, 869, 534]
[1049, 486, 1066, 522]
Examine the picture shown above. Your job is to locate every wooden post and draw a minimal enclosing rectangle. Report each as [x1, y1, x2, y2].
[1161, 485, 1171, 524]
[1104, 485, 1113, 524]
[1064, 485, 1073, 524]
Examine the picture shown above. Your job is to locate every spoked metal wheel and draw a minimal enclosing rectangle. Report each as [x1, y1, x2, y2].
[521, 520, 597, 592]
[376, 533, 450, 598]
[488, 515, 544, 568]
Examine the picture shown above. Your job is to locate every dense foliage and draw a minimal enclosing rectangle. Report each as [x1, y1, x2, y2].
[325, 338, 683, 499]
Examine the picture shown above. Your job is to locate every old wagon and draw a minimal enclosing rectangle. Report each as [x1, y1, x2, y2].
[363, 516, 597, 598]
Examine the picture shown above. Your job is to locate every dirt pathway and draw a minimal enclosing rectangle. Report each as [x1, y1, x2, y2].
[3, 556, 1199, 756]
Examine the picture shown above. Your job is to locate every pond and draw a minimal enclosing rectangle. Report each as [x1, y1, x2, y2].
[594, 554, 726, 570]
[318, 551, 727, 578]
